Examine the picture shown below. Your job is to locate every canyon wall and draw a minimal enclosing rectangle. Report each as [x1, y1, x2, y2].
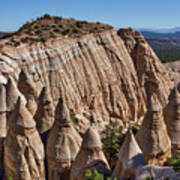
[0, 29, 174, 132]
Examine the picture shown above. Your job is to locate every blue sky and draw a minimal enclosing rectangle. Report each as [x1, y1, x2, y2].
[0, 0, 179, 31]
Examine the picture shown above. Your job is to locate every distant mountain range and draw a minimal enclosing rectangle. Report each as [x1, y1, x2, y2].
[0, 32, 11, 38]
[138, 27, 180, 34]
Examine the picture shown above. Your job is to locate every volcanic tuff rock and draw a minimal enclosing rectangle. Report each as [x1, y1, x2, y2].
[0, 25, 174, 133]
[70, 127, 110, 180]
[47, 98, 82, 180]
[112, 130, 145, 180]
[136, 93, 171, 165]
[164, 86, 180, 157]
[4, 97, 45, 180]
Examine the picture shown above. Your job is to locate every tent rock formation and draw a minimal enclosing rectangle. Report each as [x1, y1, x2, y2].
[136, 93, 171, 165]
[4, 97, 45, 180]
[47, 98, 82, 180]
[71, 127, 110, 180]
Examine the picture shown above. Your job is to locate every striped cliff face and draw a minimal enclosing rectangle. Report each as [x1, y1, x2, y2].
[0, 29, 173, 132]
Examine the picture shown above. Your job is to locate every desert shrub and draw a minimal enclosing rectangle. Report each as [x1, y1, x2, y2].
[102, 121, 125, 167]
[144, 177, 154, 180]
[43, 13, 51, 19]
[20, 37, 29, 43]
[85, 169, 113, 180]
[70, 109, 79, 124]
[131, 125, 139, 135]
[39, 37, 46, 43]
[72, 28, 79, 34]
[76, 21, 83, 28]
[165, 155, 180, 173]
[53, 28, 60, 33]
[62, 29, 70, 35]
[34, 25, 39, 29]
[52, 25, 57, 29]
[58, 24, 63, 28]
[35, 30, 42, 35]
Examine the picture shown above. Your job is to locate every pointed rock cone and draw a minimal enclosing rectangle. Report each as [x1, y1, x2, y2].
[55, 98, 71, 124]
[0, 83, 7, 137]
[6, 77, 20, 111]
[26, 95, 37, 116]
[136, 94, 171, 165]
[112, 130, 145, 180]
[164, 86, 180, 158]
[18, 68, 38, 97]
[11, 97, 36, 129]
[34, 87, 54, 134]
[47, 98, 82, 180]
[71, 127, 110, 180]
[4, 97, 45, 180]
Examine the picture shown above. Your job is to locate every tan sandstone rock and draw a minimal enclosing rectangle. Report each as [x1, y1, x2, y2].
[18, 68, 38, 98]
[111, 130, 145, 180]
[0, 28, 173, 131]
[34, 87, 54, 134]
[118, 28, 173, 106]
[164, 86, 180, 158]
[71, 127, 110, 180]
[4, 97, 45, 180]
[0, 83, 7, 137]
[47, 98, 82, 180]
[136, 93, 171, 165]
[26, 95, 38, 116]
[6, 77, 20, 112]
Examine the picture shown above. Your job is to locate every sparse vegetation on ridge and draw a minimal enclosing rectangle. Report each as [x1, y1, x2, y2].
[0, 13, 113, 47]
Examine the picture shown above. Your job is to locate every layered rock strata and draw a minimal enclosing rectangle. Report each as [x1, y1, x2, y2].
[118, 28, 173, 106]
[47, 98, 82, 180]
[0, 28, 173, 133]
[70, 127, 110, 180]
[4, 97, 45, 180]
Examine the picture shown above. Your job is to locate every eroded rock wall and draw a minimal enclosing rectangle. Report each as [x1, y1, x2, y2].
[0, 29, 173, 131]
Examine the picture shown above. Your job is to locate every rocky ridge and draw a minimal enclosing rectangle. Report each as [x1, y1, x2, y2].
[0, 24, 174, 134]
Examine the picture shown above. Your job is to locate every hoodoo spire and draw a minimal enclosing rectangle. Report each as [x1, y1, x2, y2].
[164, 85, 180, 158]
[47, 98, 82, 180]
[136, 93, 171, 165]
[112, 130, 145, 180]
[34, 86, 54, 134]
[55, 97, 71, 125]
[12, 97, 36, 129]
[71, 127, 110, 180]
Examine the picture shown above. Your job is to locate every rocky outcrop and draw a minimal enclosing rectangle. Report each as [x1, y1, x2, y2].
[47, 98, 82, 180]
[4, 97, 45, 180]
[0, 28, 173, 132]
[34, 87, 54, 134]
[136, 93, 171, 165]
[118, 28, 173, 106]
[111, 130, 145, 180]
[26, 94, 37, 116]
[164, 86, 180, 158]
[70, 127, 110, 180]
